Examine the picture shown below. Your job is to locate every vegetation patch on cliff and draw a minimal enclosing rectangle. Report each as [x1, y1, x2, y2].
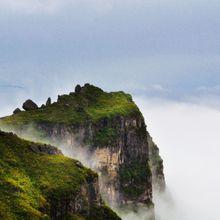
[119, 161, 151, 200]
[93, 127, 118, 146]
[0, 131, 121, 220]
[0, 84, 139, 127]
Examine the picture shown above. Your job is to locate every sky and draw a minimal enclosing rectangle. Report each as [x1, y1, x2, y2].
[1, 0, 220, 113]
[1, 0, 220, 219]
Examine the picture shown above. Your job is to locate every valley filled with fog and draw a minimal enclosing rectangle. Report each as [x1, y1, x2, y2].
[135, 97, 220, 220]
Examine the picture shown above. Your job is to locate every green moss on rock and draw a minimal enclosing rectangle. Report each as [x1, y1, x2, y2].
[93, 127, 118, 146]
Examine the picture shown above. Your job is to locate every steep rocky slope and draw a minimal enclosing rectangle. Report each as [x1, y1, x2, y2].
[148, 133, 165, 192]
[0, 131, 120, 220]
[0, 84, 165, 214]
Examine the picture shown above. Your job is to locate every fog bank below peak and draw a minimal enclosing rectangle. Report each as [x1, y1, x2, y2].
[135, 97, 220, 220]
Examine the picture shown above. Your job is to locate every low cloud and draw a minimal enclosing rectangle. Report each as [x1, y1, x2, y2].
[135, 97, 220, 220]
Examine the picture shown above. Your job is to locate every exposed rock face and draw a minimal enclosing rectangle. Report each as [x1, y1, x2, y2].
[148, 133, 166, 192]
[30, 143, 62, 155]
[75, 84, 82, 93]
[22, 99, 38, 111]
[36, 114, 154, 208]
[13, 108, 21, 114]
[148, 133, 166, 191]
[49, 174, 121, 220]
[49, 174, 102, 219]
[46, 97, 51, 106]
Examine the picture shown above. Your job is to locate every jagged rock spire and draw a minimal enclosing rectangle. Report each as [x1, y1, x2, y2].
[46, 97, 51, 106]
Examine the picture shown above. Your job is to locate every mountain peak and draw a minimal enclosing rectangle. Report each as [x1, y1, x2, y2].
[2, 84, 137, 125]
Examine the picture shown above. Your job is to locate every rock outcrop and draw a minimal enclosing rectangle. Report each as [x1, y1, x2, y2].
[0, 131, 121, 220]
[22, 99, 38, 111]
[46, 97, 51, 106]
[75, 84, 82, 93]
[148, 133, 166, 191]
[29, 143, 62, 155]
[13, 108, 21, 114]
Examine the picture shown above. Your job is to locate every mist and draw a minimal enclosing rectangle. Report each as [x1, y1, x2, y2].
[135, 97, 220, 220]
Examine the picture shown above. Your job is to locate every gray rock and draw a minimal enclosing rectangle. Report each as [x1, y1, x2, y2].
[84, 83, 90, 87]
[75, 84, 81, 93]
[22, 99, 38, 111]
[13, 108, 21, 114]
[57, 95, 61, 102]
[46, 97, 51, 106]
[30, 144, 62, 155]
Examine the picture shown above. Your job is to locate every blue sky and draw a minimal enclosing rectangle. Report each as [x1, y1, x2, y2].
[1, 0, 220, 114]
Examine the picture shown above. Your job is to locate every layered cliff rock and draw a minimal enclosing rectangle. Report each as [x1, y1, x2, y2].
[148, 133, 166, 192]
[0, 131, 121, 220]
[0, 84, 165, 216]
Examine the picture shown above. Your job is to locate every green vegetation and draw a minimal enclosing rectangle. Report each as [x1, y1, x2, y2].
[0, 131, 120, 220]
[94, 128, 118, 146]
[119, 161, 151, 200]
[0, 85, 139, 127]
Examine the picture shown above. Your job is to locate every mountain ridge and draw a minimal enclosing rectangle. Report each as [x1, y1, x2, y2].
[0, 84, 165, 219]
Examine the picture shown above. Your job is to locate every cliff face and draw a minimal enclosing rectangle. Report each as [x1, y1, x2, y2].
[36, 113, 153, 207]
[0, 131, 121, 220]
[147, 133, 166, 192]
[0, 84, 165, 216]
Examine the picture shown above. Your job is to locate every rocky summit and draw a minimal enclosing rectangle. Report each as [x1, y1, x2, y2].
[0, 84, 165, 219]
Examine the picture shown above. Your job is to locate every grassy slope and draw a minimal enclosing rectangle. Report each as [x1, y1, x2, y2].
[0, 131, 120, 220]
[0, 85, 139, 126]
